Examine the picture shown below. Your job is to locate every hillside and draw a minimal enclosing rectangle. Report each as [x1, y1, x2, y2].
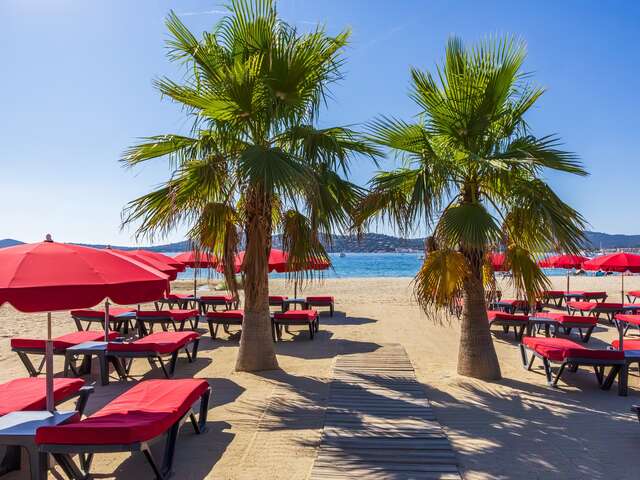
[2, 230, 639, 252]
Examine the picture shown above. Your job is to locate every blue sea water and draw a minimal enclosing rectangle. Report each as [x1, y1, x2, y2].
[173, 252, 574, 280]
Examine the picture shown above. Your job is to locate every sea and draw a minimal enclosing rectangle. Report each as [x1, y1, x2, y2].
[172, 252, 574, 280]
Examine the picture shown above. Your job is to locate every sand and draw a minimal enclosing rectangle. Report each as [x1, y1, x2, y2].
[1, 274, 640, 479]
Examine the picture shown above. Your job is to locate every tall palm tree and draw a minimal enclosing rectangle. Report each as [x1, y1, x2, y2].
[121, 0, 378, 372]
[357, 37, 586, 380]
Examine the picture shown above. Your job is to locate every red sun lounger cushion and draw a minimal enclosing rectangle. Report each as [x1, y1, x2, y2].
[522, 337, 624, 362]
[199, 295, 233, 302]
[273, 310, 318, 321]
[615, 314, 640, 327]
[11, 331, 120, 351]
[306, 296, 334, 303]
[0, 378, 84, 416]
[164, 294, 193, 300]
[107, 331, 199, 354]
[206, 310, 243, 319]
[35, 379, 209, 445]
[628, 291, 640, 298]
[70, 308, 135, 320]
[567, 301, 623, 311]
[542, 291, 564, 297]
[535, 312, 596, 325]
[486, 311, 528, 322]
[611, 339, 640, 350]
[136, 309, 199, 322]
[268, 296, 288, 302]
[582, 291, 607, 299]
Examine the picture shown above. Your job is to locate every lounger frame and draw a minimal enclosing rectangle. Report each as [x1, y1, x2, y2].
[198, 297, 237, 314]
[70, 313, 133, 334]
[305, 299, 334, 317]
[489, 318, 528, 340]
[206, 315, 242, 339]
[272, 316, 319, 341]
[39, 387, 210, 480]
[519, 343, 626, 394]
[135, 312, 198, 336]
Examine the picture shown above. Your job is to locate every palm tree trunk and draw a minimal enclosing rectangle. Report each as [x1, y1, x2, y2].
[457, 261, 501, 380]
[235, 186, 279, 372]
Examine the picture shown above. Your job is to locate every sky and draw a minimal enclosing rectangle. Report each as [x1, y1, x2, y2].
[2, 0, 639, 246]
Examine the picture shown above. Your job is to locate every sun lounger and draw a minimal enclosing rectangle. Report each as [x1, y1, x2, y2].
[106, 332, 200, 380]
[563, 291, 608, 303]
[490, 299, 540, 314]
[154, 293, 196, 310]
[205, 310, 243, 339]
[268, 295, 288, 311]
[70, 308, 135, 333]
[11, 330, 120, 377]
[272, 310, 319, 340]
[566, 301, 624, 322]
[305, 296, 335, 316]
[529, 312, 597, 342]
[0, 378, 92, 477]
[135, 309, 199, 335]
[614, 314, 640, 336]
[519, 336, 625, 393]
[36, 379, 210, 480]
[541, 290, 566, 307]
[487, 311, 529, 340]
[198, 294, 237, 313]
[627, 290, 640, 303]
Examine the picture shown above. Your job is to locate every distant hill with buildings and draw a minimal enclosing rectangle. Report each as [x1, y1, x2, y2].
[2, 230, 639, 252]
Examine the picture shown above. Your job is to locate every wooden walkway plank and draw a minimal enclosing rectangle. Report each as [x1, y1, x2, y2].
[309, 344, 461, 479]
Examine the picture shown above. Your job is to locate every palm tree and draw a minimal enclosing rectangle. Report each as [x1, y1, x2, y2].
[121, 0, 378, 372]
[357, 37, 586, 380]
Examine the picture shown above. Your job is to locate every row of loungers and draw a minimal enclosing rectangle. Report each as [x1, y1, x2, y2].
[0, 377, 210, 479]
[12, 330, 200, 384]
[488, 308, 640, 396]
[155, 293, 336, 316]
[487, 311, 597, 342]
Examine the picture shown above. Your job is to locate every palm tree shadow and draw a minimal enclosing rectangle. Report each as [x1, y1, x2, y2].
[273, 330, 382, 360]
[419, 375, 640, 479]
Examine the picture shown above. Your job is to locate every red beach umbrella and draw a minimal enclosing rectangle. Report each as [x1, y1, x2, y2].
[538, 254, 589, 291]
[174, 250, 218, 297]
[109, 248, 180, 280]
[489, 252, 507, 272]
[174, 250, 217, 268]
[583, 252, 640, 301]
[219, 248, 331, 297]
[130, 250, 185, 271]
[0, 237, 169, 411]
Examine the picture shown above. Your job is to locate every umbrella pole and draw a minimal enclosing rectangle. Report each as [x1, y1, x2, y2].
[622, 272, 625, 303]
[193, 267, 198, 298]
[566, 272, 570, 292]
[294, 278, 298, 299]
[104, 300, 110, 342]
[45, 312, 54, 412]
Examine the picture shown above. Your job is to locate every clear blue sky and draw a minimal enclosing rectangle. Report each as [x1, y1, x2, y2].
[2, 1, 639, 245]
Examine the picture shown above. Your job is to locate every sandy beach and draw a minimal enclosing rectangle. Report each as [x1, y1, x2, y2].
[2, 274, 640, 479]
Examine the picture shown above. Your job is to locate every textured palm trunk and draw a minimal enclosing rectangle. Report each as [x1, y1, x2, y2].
[235, 186, 279, 372]
[457, 253, 502, 380]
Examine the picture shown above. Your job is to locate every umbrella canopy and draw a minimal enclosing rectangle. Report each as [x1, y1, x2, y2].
[220, 248, 331, 274]
[582, 252, 640, 273]
[0, 241, 170, 312]
[538, 254, 588, 269]
[130, 250, 185, 271]
[489, 252, 507, 272]
[174, 250, 218, 268]
[109, 248, 179, 281]
[539, 254, 589, 291]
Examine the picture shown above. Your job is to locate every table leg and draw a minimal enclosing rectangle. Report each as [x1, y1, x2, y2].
[98, 353, 109, 386]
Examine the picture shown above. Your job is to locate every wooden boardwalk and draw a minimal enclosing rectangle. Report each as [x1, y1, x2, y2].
[309, 344, 461, 479]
